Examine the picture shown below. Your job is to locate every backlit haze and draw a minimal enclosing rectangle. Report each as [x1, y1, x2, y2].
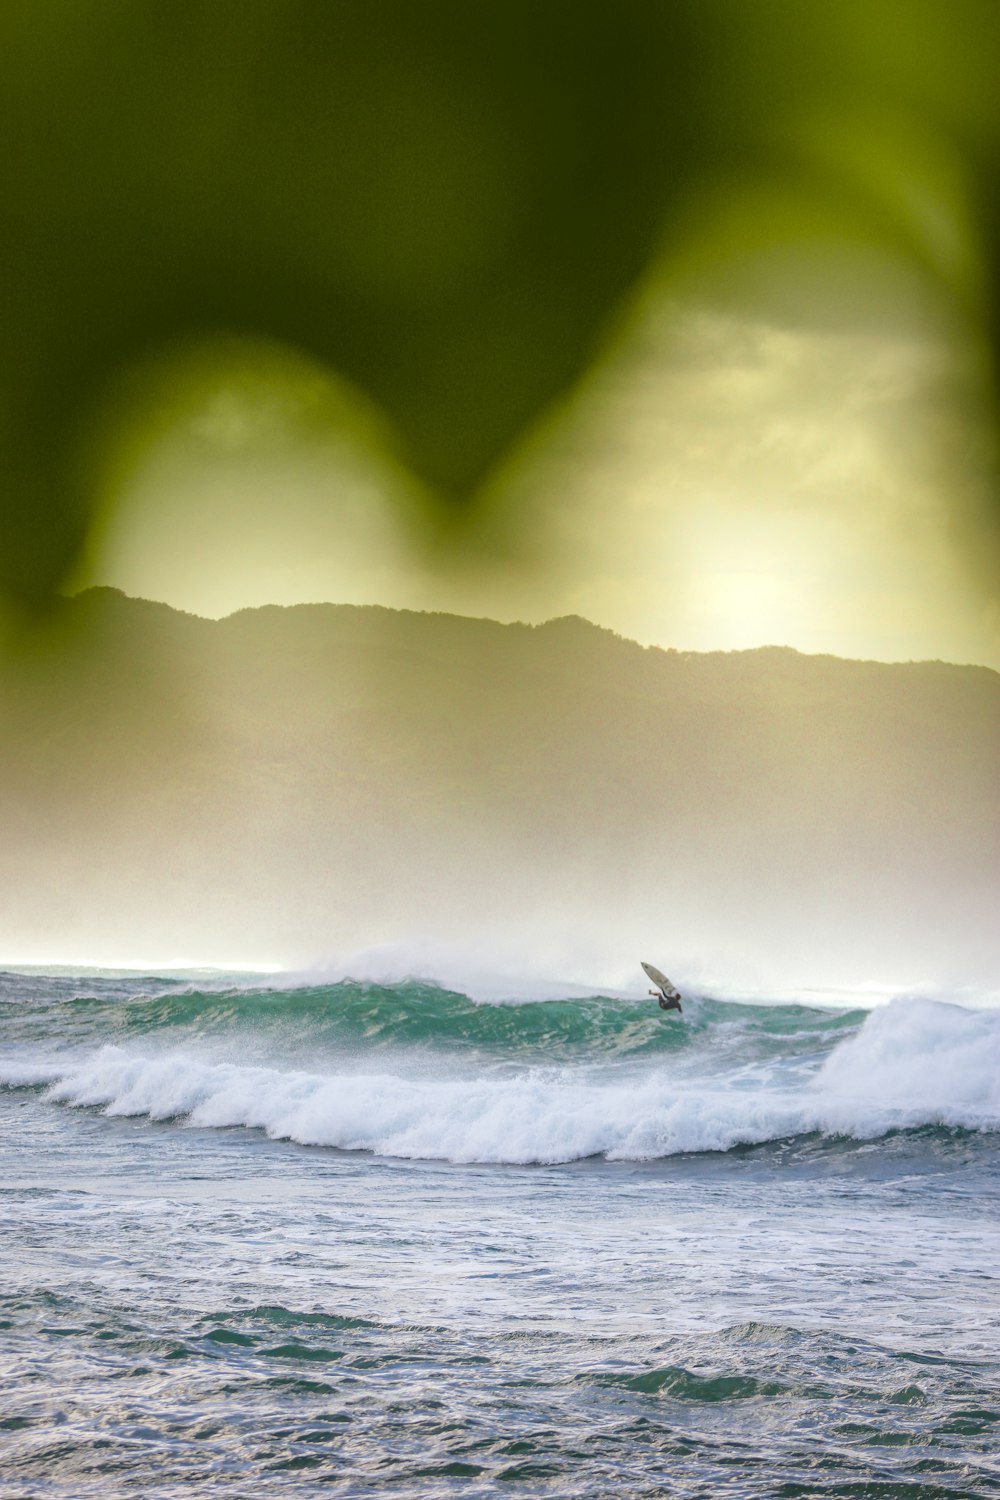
[39, 248, 1000, 988]
[82, 278, 1000, 671]
[4, 2, 999, 987]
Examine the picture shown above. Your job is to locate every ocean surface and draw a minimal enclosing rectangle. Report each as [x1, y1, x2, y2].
[1, 967, 998, 1498]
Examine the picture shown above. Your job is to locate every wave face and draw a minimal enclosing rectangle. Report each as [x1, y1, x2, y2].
[1, 972, 998, 1164]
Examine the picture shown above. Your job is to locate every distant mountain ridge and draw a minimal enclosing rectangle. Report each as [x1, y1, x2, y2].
[2, 588, 997, 980]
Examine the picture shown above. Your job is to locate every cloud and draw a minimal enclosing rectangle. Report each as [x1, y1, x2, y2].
[83, 292, 999, 669]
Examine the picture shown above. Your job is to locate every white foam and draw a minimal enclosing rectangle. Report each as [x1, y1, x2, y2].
[3, 998, 997, 1164]
[0, 1060, 62, 1087]
[816, 996, 1000, 1130]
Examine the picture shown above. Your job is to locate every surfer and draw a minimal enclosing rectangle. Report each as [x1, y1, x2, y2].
[641, 960, 683, 1014]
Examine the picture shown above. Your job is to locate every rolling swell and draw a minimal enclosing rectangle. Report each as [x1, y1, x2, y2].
[3, 970, 996, 1500]
[2, 968, 997, 1164]
[1, 998, 997, 1164]
[0, 974, 862, 1059]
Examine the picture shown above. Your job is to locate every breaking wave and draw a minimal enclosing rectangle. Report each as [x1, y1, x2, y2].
[1, 994, 997, 1164]
[0, 975, 862, 1058]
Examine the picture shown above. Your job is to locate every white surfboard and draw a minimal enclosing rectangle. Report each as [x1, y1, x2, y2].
[641, 960, 681, 1001]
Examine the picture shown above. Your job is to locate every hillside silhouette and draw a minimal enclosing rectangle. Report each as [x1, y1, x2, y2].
[1, 588, 996, 982]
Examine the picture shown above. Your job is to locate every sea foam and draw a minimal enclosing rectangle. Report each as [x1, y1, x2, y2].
[2, 998, 996, 1164]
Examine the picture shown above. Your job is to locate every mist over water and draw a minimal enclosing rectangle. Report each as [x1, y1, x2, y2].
[3, 593, 997, 991]
[2, 965, 998, 1496]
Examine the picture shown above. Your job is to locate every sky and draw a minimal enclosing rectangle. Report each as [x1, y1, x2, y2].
[3, 2, 998, 980]
[81, 259, 1000, 672]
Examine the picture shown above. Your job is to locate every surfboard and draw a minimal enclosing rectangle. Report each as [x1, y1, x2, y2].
[641, 961, 681, 1000]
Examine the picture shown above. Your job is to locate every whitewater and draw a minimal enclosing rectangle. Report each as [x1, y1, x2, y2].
[2, 967, 998, 1497]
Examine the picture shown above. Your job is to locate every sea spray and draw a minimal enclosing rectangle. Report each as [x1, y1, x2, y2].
[0, 974, 864, 1058]
[3, 995, 997, 1165]
[3, 967, 998, 1499]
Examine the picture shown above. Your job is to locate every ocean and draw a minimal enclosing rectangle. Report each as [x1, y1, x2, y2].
[1, 967, 998, 1497]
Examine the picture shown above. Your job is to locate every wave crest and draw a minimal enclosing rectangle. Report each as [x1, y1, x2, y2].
[2, 999, 996, 1163]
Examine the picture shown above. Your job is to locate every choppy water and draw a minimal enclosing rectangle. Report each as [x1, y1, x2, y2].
[1, 968, 998, 1497]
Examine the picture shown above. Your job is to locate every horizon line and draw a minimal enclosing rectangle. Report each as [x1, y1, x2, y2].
[63, 585, 1000, 676]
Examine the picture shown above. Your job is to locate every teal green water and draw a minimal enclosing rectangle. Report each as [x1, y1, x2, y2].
[1, 969, 998, 1496]
[1, 975, 862, 1048]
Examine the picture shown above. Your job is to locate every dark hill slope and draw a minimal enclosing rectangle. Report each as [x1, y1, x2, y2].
[1, 589, 996, 976]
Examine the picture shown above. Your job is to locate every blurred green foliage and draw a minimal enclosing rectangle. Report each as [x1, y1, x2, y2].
[2, 0, 998, 608]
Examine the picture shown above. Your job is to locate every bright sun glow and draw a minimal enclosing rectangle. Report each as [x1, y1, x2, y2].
[85, 296, 1000, 669]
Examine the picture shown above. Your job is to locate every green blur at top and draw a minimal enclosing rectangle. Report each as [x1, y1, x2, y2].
[2, 0, 998, 609]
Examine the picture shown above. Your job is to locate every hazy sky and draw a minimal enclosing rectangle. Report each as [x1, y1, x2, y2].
[18, 257, 1000, 979]
[84, 269, 1000, 671]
